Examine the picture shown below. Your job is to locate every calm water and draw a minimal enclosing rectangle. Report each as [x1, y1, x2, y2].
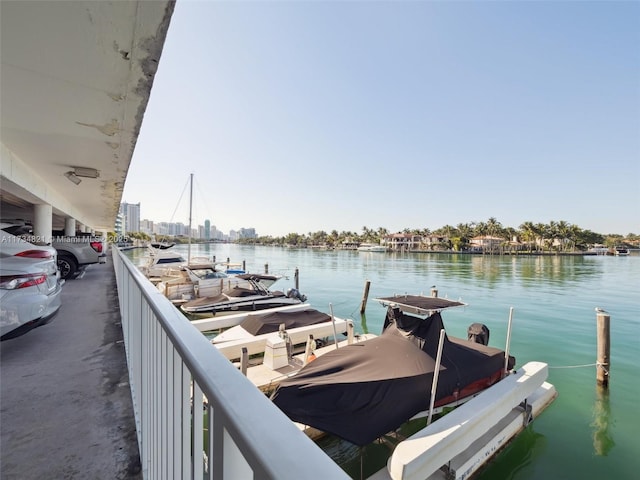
[130, 245, 639, 479]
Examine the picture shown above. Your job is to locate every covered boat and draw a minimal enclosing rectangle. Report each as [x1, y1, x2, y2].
[211, 308, 353, 362]
[271, 294, 514, 446]
[213, 308, 334, 343]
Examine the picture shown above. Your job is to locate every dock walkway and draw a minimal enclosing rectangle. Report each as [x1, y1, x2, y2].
[0, 257, 140, 479]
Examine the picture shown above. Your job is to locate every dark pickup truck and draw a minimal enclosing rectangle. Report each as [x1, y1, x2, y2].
[1, 223, 107, 279]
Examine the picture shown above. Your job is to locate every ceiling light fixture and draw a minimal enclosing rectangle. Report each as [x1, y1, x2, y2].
[64, 171, 82, 185]
[71, 166, 100, 178]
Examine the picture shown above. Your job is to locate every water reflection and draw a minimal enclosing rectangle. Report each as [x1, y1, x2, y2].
[475, 426, 547, 480]
[359, 313, 369, 334]
[591, 385, 615, 456]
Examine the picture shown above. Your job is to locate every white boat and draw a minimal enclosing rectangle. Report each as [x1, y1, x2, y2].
[357, 242, 388, 252]
[157, 264, 281, 305]
[614, 247, 630, 256]
[139, 248, 188, 279]
[180, 277, 308, 316]
[271, 293, 556, 476]
[211, 308, 351, 361]
[588, 245, 609, 255]
[149, 240, 175, 249]
[190, 303, 313, 333]
[273, 294, 509, 446]
[141, 173, 205, 281]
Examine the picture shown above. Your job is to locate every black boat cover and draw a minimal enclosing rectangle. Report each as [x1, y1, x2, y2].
[375, 294, 465, 314]
[241, 309, 332, 336]
[271, 308, 515, 446]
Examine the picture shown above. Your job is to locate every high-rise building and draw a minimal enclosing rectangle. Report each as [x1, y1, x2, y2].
[239, 227, 257, 239]
[204, 219, 211, 240]
[114, 212, 125, 236]
[119, 202, 141, 234]
[140, 219, 154, 235]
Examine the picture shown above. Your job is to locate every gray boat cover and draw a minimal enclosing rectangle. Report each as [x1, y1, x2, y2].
[241, 309, 332, 336]
[271, 308, 515, 446]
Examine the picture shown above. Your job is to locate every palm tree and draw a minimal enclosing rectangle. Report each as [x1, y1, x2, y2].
[486, 217, 502, 237]
[555, 221, 571, 252]
[456, 223, 473, 251]
[567, 224, 581, 252]
[519, 222, 536, 252]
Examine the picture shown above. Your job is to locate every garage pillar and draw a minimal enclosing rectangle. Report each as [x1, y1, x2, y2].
[65, 217, 77, 236]
[33, 204, 53, 244]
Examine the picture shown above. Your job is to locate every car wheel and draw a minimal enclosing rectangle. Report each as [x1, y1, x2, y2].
[58, 255, 77, 279]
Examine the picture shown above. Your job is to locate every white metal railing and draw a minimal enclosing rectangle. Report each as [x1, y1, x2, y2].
[112, 248, 348, 479]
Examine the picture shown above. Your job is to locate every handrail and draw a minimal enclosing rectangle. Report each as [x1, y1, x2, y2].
[112, 247, 347, 479]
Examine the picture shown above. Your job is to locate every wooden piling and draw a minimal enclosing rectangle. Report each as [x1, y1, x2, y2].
[360, 280, 371, 314]
[596, 311, 610, 387]
[264, 263, 268, 274]
[294, 268, 299, 290]
[240, 347, 248, 376]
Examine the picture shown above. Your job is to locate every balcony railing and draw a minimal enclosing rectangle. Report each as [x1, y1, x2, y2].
[112, 248, 347, 479]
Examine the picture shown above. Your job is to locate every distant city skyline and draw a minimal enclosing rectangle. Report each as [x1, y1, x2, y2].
[118, 201, 259, 240]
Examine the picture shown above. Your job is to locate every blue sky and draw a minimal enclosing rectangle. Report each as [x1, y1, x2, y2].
[122, 0, 639, 237]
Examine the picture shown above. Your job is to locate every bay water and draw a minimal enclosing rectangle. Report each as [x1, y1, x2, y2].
[131, 245, 639, 479]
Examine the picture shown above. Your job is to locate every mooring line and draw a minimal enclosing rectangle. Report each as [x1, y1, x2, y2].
[549, 362, 598, 369]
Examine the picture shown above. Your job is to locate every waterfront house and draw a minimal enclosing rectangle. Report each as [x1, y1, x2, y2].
[469, 235, 505, 253]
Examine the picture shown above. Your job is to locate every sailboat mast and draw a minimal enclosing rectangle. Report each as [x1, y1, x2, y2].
[188, 172, 193, 263]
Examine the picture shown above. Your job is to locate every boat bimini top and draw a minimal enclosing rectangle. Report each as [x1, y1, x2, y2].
[374, 294, 467, 316]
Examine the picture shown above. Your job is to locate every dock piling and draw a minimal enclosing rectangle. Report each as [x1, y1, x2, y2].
[596, 310, 611, 387]
[360, 280, 371, 314]
[294, 268, 299, 290]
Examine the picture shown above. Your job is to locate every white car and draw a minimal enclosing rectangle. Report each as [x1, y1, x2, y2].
[0, 231, 63, 340]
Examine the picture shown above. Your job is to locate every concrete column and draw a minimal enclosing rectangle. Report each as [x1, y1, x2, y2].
[65, 217, 77, 236]
[33, 204, 53, 244]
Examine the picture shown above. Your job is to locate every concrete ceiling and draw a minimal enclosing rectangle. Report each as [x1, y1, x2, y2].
[0, 0, 175, 231]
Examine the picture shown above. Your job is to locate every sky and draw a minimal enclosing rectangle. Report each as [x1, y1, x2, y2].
[122, 0, 640, 237]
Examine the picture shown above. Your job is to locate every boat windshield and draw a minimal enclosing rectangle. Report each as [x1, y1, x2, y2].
[191, 268, 228, 279]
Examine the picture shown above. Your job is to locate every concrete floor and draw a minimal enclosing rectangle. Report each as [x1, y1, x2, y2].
[1, 257, 140, 479]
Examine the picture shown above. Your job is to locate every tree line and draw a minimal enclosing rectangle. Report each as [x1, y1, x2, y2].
[236, 217, 638, 252]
